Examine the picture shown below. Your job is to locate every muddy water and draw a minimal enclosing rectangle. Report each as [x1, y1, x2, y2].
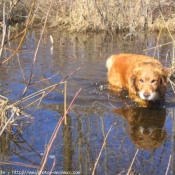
[0, 31, 175, 174]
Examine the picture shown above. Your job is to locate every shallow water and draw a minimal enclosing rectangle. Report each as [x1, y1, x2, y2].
[0, 31, 175, 174]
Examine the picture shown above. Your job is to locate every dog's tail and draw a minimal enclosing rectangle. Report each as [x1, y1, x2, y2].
[106, 55, 115, 74]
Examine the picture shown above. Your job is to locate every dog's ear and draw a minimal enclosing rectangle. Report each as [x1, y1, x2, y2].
[128, 68, 142, 94]
[155, 67, 169, 87]
[161, 68, 169, 86]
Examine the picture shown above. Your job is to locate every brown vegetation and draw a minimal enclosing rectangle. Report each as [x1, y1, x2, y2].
[0, 0, 175, 32]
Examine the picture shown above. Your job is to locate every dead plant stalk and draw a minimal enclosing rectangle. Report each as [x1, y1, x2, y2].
[38, 88, 82, 174]
[165, 155, 171, 175]
[92, 125, 113, 175]
[22, 0, 53, 97]
[4, 64, 82, 114]
[127, 149, 139, 175]
[159, 10, 175, 44]
[0, 2, 6, 59]
[64, 81, 67, 125]
[1, 0, 36, 64]
[159, 10, 175, 68]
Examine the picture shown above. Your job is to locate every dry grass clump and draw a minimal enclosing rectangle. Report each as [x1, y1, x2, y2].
[0, 94, 33, 137]
[65, 0, 175, 32]
[0, 0, 175, 32]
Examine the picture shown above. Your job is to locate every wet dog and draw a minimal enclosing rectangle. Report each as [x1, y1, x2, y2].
[106, 54, 169, 106]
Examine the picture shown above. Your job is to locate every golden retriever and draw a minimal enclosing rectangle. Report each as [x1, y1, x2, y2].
[106, 54, 169, 106]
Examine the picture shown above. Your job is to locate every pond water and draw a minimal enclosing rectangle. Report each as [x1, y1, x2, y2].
[0, 30, 175, 174]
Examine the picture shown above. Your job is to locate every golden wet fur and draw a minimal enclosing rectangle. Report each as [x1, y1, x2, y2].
[106, 54, 169, 106]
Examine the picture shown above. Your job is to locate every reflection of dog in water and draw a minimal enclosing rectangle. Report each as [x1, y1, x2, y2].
[114, 107, 167, 149]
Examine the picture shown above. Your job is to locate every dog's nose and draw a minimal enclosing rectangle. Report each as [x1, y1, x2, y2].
[143, 92, 150, 98]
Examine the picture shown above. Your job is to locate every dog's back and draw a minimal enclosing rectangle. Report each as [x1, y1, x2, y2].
[106, 55, 116, 74]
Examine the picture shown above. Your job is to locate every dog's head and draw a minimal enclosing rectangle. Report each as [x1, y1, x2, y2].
[129, 62, 168, 101]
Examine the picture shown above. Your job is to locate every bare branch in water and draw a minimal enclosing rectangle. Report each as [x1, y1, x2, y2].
[38, 88, 82, 173]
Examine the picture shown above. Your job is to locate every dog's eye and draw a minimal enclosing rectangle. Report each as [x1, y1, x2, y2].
[151, 79, 156, 83]
[139, 79, 144, 83]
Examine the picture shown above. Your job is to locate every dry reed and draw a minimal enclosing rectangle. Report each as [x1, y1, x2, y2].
[0, 0, 175, 32]
[92, 125, 113, 175]
[38, 88, 82, 174]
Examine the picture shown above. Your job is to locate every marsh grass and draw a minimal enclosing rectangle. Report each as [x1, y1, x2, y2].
[0, 0, 175, 32]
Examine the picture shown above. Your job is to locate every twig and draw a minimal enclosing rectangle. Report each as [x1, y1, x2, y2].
[0, 2, 7, 58]
[92, 125, 113, 175]
[143, 41, 173, 51]
[159, 10, 175, 44]
[2, 19, 34, 47]
[31, 71, 60, 84]
[165, 155, 171, 175]
[127, 149, 139, 175]
[23, 91, 46, 110]
[64, 81, 67, 125]
[0, 0, 22, 58]
[22, 0, 53, 97]
[49, 158, 56, 175]
[38, 88, 82, 174]
[92, 0, 104, 20]
[0, 107, 17, 136]
[170, 80, 175, 93]
[5, 65, 82, 111]
[1, 0, 36, 64]
[159, 9, 175, 67]
[153, 28, 162, 58]
[17, 53, 26, 83]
